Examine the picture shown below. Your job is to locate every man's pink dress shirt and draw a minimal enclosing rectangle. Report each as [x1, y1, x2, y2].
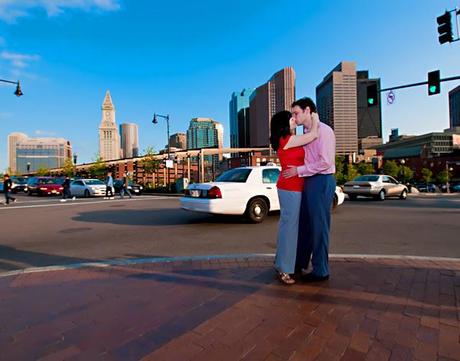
[297, 122, 336, 177]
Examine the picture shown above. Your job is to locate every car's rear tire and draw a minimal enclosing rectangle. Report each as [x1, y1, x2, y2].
[377, 189, 385, 201]
[84, 190, 90, 198]
[348, 194, 357, 201]
[245, 197, 268, 223]
[399, 189, 407, 200]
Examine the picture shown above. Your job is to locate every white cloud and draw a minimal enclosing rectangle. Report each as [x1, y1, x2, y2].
[34, 130, 57, 136]
[1, 51, 40, 69]
[0, 0, 120, 22]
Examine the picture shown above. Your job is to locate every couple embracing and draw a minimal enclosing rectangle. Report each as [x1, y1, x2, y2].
[270, 97, 336, 285]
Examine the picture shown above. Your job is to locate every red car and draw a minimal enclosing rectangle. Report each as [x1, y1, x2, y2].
[27, 177, 64, 196]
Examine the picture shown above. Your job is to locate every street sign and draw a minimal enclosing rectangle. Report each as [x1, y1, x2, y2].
[387, 91, 395, 105]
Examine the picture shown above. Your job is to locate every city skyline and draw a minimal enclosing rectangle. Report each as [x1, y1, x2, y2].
[1, 0, 460, 171]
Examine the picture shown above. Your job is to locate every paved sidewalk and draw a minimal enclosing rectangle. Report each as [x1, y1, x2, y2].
[0, 256, 459, 361]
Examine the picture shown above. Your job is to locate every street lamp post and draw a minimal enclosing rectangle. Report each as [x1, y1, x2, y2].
[152, 113, 171, 190]
[0, 79, 23, 96]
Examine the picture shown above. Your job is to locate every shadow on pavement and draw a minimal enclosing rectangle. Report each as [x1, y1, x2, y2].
[72, 208, 279, 226]
[0, 244, 92, 272]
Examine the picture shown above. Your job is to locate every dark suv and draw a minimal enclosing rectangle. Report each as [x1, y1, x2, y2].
[10, 176, 29, 193]
[113, 179, 144, 195]
[27, 177, 64, 196]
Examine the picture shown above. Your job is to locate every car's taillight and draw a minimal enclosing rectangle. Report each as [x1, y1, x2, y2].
[40, 187, 47, 190]
[207, 186, 222, 199]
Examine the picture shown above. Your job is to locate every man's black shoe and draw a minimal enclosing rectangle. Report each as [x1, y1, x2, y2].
[301, 272, 329, 283]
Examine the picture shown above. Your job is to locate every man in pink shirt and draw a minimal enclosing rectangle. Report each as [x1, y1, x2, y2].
[283, 97, 336, 282]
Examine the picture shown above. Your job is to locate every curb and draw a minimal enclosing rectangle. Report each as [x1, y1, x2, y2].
[1, 253, 459, 279]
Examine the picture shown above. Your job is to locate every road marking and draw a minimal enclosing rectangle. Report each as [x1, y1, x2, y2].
[1, 253, 459, 278]
[0, 196, 173, 210]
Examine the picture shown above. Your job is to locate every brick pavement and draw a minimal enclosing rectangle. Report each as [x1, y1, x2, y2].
[0, 256, 459, 361]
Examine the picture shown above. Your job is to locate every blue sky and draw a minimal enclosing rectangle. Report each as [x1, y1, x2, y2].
[0, 0, 459, 171]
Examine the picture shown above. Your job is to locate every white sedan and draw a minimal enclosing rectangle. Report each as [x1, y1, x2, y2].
[180, 166, 343, 223]
[70, 179, 107, 198]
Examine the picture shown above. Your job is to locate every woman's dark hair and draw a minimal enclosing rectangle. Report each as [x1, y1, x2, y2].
[270, 110, 292, 151]
[291, 97, 317, 113]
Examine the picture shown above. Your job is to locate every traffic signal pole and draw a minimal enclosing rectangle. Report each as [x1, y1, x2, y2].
[379, 75, 460, 93]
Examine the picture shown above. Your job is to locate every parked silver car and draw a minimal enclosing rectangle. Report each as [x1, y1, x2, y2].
[343, 174, 408, 201]
[70, 179, 106, 197]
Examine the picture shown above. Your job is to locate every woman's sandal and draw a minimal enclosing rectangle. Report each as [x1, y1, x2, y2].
[278, 272, 295, 285]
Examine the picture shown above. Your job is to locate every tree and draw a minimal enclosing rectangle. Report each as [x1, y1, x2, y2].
[421, 168, 433, 184]
[36, 167, 49, 176]
[436, 169, 451, 185]
[383, 160, 399, 178]
[399, 165, 414, 184]
[357, 162, 375, 176]
[335, 155, 346, 185]
[88, 156, 107, 179]
[62, 158, 75, 177]
[345, 164, 359, 182]
[141, 147, 161, 187]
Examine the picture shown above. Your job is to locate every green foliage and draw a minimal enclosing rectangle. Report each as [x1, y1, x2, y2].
[357, 162, 375, 175]
[36, 167, 49, 176]
[335, 156, 346, 185]
[421, 168, 433, 184]
[62, 158, 75, 177]
[88, 155, 107, 179]
[399, 165, 414, 183]
[436, 169, 451, 184]
[383, 160, 399, 178]
[141, 147, 161, 186]
[345, 164, 359, 182]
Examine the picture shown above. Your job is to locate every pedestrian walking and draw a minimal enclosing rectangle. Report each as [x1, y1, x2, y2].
[105, 171, 114, 199]
[60, 176, 73, 202]
[3, 174, 17, 205]
[283, 97, 336, 282]
[270, 110, 319, 285]
[120, 172, 132, 199]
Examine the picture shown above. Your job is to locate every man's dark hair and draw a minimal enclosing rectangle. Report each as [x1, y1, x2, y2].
[270, 110, 292, 151]
[292, 97, 317, 113]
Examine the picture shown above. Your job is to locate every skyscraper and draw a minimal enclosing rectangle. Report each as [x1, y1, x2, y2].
[356, 71, 383, 150]
[99, 90, 121, 160]
[316, 62, 358, 155]
[169, 133, 187, 149]
[249, 67, 296, 147]
[15, 137, 72, 174]
[186, 118, 224, 164]
[449, 85, 460, 129]
[229, 88, 255, 148]
[8, 132, 28, 173]
[120, 123, 139, 158]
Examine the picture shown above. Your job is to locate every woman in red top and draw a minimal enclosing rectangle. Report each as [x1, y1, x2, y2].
[270, 110, 319, 284]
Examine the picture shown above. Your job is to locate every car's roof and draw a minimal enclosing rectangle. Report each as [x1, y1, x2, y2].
[229, 165, 280, 170]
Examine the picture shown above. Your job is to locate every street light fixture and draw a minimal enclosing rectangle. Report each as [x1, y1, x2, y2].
[0, 79, 23, 97]
[152, 113, 171, 190]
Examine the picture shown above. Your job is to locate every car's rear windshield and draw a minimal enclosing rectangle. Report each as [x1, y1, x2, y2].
[354, 175, 379, 182]
[86, 179, 105, 185]
[12, 177, 26, 183]
[216, 168, 252, 183]
[38, 178, 61, 184]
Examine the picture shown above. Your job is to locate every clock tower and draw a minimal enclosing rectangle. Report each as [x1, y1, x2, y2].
[99, 90, 121, 160]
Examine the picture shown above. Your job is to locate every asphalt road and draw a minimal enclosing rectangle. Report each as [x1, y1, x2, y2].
[0, 193, 459, 273]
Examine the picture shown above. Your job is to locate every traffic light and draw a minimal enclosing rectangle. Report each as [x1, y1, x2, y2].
[437, 11, 453, 44]
[428, 70, 441, 95]
[366, 83, 378, 106]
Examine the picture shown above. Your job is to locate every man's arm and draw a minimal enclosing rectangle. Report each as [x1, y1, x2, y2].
[298, 129, 335, 177]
